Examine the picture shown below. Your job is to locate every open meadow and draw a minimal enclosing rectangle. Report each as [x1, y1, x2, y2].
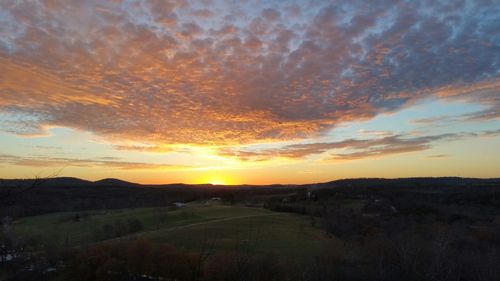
[13, 203, 331, 261]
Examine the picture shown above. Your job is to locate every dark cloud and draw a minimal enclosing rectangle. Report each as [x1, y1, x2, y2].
[0, 0, 498, 146]
[427, 154, 448, 159]
[481, 129, 500, 137]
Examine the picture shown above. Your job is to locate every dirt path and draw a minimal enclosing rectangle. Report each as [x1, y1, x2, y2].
[161, 212, 286, 233]
[102, 212, 287, 244]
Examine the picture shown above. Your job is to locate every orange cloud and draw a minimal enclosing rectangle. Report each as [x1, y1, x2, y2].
[0, 153, 192, 170]
[0, 0, 498, 149]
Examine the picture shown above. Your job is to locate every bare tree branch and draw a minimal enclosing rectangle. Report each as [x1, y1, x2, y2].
[0, 169, 62, 202]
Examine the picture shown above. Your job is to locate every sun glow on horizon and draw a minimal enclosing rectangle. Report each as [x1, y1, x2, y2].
[207, 179, 227, 185]
[194, 174, 236, 186]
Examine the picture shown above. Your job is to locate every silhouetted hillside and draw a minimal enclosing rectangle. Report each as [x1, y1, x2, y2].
[92, 178, 140, 188]
[318, 177, 500, 188]
[1, 177, 499, 218]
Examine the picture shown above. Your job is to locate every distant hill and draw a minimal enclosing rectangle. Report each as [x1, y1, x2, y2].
[0, 177, 93, 188]
[315, 177, 500, 188]
[1, 176, 499, 189]
[92, 178, 139, 188]
[1, 176, 499, 218]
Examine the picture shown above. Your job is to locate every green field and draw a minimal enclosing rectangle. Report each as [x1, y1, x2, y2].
[13, 203, 332, 260]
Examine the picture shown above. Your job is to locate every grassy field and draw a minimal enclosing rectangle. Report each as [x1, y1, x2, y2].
[13, 203, 332, 260]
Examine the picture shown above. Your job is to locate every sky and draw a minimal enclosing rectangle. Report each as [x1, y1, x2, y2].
[0, 0, 499, 185]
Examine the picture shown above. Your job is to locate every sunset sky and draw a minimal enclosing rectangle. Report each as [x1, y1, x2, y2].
[0, 0, 499, 184]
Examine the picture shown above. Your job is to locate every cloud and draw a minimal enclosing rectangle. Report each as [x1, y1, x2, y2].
[261, 8, 280, 21]
[191, 9, 214, 18]
[329, 135, 444, 160]
[0, 0, 498, 147]
[0, 154, 192, 170]
[219, 130, 497, 161]
[411, 116, 458, 126]
[481, 129, 500, 137]
[111, 143, 194, 153]
[427, 154, 448, 159]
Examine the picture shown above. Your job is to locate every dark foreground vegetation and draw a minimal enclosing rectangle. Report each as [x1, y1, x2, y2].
[1, 177, 499, 280]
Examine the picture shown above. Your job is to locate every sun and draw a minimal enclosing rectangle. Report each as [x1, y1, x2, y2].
[208, 178, 227, 185]
[196, 174, 234, 185]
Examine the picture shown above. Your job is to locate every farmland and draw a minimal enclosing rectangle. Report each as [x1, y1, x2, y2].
[13, 203, 330, 261]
